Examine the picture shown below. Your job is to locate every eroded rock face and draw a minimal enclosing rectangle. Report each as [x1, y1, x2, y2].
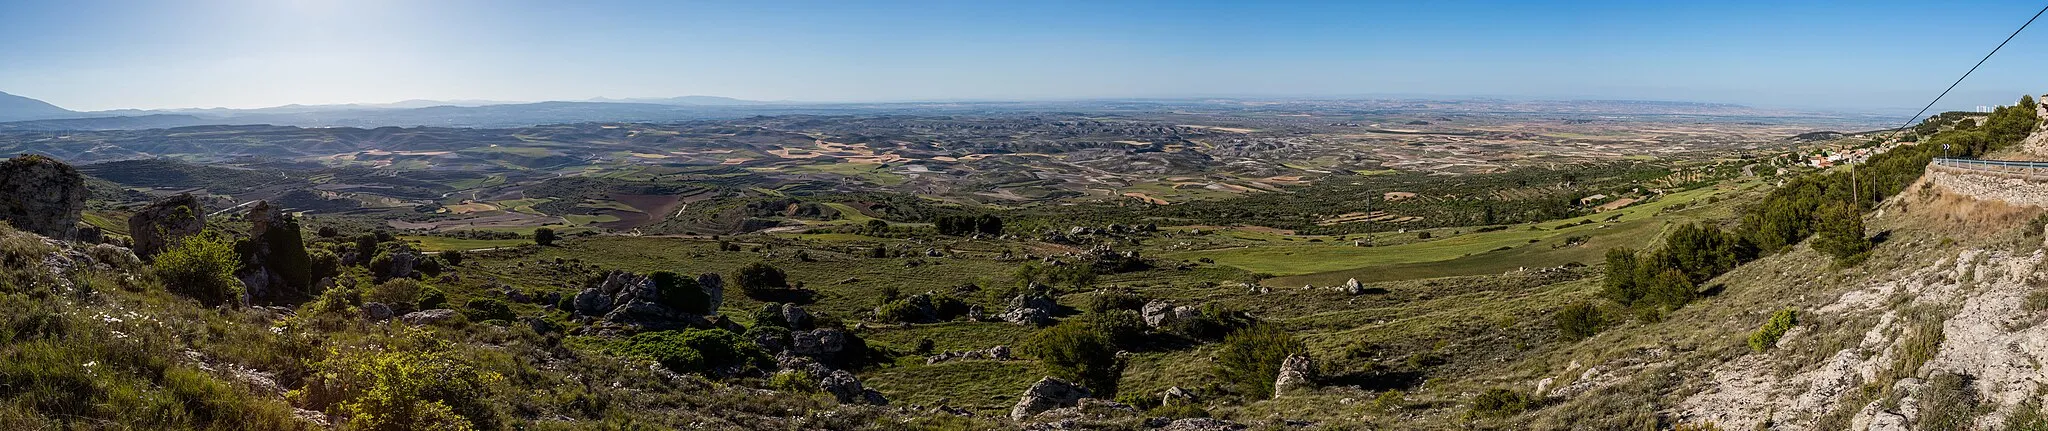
[1011, 377, 1090, 420]
[571, 270, 718, 333]
[0, 155, 86, 239]
[1273, 354, 1315, 398]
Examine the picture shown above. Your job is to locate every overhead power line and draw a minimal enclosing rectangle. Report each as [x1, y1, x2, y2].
[1893, 3, 2048, 132]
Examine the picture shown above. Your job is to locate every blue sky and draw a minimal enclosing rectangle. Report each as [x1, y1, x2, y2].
[2, 0, 2046, 112]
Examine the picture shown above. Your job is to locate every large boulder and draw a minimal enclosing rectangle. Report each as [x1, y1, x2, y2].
[0, 155, 85, 239]
[1142, 300, 1199, 329]
[790, 328, 848, 356]
[819, 370, 889, 406]
[1273, 354, 1315, 398]
[129, 193, 206, 260]
[237, 201, 314, 299]
[1011, 377, 1091, 420]
[697, 273, 725, 314]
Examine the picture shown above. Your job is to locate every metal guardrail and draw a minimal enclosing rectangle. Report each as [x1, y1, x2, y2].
[1931, 157, 2048, 178]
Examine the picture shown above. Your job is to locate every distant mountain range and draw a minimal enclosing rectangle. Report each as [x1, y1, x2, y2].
[0, 91, 79, 121]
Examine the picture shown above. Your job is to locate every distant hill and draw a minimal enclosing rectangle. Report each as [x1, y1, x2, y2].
[589, 95, 780, 106]
[0, 91, 76, 122]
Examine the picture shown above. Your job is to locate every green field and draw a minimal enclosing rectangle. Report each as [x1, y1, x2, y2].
[401, 236, 533, 252]
[1168, 180, 1759, 284]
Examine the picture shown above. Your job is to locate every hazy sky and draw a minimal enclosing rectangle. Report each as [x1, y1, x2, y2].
[4, 0, 2048, 112]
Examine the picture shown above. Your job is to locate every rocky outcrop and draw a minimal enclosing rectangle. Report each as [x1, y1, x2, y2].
[237, 201, 313, 300]
[572, 270, 719, 333]
[925, 345, 1011, 365]
[1273, 354, 1314, 398]
[819, 370, 889, 406]
[1154, 418, 1250, 431]
[697, 273, 725, 314]
[790, 328, 849, 357]
[0, 155, 85, 239]
[128, 193, 206, 260]
[1011, 377, 1090, 420]
[1142, 300, 1198, 328]
[1003, 293, 1058, 326]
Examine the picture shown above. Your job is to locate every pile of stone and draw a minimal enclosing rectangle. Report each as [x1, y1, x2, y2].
[924, 345, 1012, 365]
[570, 270, 722, 333]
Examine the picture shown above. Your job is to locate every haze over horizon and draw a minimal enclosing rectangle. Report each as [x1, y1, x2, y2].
[5, 0, 2048, 113]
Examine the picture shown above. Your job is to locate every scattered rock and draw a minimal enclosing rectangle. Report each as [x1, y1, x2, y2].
[1156, 418, 1249, 431]
[1162, 386, 1196, 405]
[360, 302, 394, 322]
[1273, 354, 1314, 398]
[926, 345, 1013, 365]
[790, 328, 849, 356]
[0, 155, 85, 239]
[400, 309, 458, 326]
[1012, 377, 1091, 420]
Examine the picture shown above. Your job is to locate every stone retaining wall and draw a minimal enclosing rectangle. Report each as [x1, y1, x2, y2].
[1926, 164, 2048, 208]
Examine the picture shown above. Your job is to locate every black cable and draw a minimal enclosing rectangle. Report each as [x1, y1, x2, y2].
[1894, 3, 2048, 133]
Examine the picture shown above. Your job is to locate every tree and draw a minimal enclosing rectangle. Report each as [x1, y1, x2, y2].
[1023, 322, 1123, 397]
[440, 250, 463, 267]
[532, 228, 556, 246]
[1810, 202, 1871, 264]
[1214, 324, 1306, 398]
[1600, 247, 1641, 305]
[734, 262, 789, 295]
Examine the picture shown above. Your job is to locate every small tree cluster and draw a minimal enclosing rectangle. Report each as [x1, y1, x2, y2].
[933, 214, 1002, 236]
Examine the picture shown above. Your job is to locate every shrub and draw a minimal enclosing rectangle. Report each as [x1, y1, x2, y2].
[1917, 372, 1978, 431]
[309, 249, 342, 284]
[533, 228, 556, 246]
[1083, 288, 1146, 314]
[1554, 301, 1606, 341]
[609, 329, 769, 374]
[417, 287, 449, 310]
[769, 370, 816, 393]
[463, 299, 515, 323]
[1092, 309, 1147, 349]
[1214, 324, 1306, 398]
[416, 257, 444, 277]
[651, 271, 711, 314]
[735, 262, 789, 295]
[440, 250, 463, 266]
[1022, 321, 1123, 397]
[1145, 403, 1209, 419]
[1372, 389, 1405, 411]
[1748, 308, 1798, 353]
[153, 232, 243, 306]
[1469, 388, 1535, 418]
[291, 330, 501, 430]
[366, 278, 426, 310]
[1167, 303, 1251, 340]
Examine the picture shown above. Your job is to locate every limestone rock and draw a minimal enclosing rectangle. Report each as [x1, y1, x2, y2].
[132, 192, 205, 257]
[1273, 354, 1314, 398]
[361, 302, 394, 322]
[925, 345, 1013, 365]
[819, 370, 889, 405]
[779, 303, 812, 329]
[1156, 418, 1249, 431]
[400, 309, 458, 326]
[1001, 306, 1052, 326]
[0, 155, 86, 239]
[1343, 278, 1364, 294]
[237, 201, 313, 299]
[573, 288, 612, 316]
[697, 273, 725, 314]
[790, 328, 848, 356]
[1011, 377, 1090, 420]
[1162, 386, 1196, 405]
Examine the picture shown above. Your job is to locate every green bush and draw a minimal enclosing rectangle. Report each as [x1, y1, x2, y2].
[1167, 303, 1251, 340]
[1022, 321, 1123, 397]
[417, 287, 449, 310]
[1811, 202, 1871, 265]
[769, 370, 816, 393]
[366, 278, 425, 310]
[651, 271, 711, 314]
[609, 329, 769, 374]
[1553, 301, 1606, 341]
[463, 299, 514, 323]
[1214, 324, 1306, 398]
[1747, 308, 1798, 353]
[416, 256, 444, 277]
[1091, 309, 1147, 348]
[1469, 388, 1535, 418]
[291, 330, 501, 431]
[735, 262, 789, 295]
[1083, 288, 1146, 314]
[152, 232, 243, 306]
[533, 228, 556, 246]
[439, 250, 463, 267]
[309, 249, 341, 284]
